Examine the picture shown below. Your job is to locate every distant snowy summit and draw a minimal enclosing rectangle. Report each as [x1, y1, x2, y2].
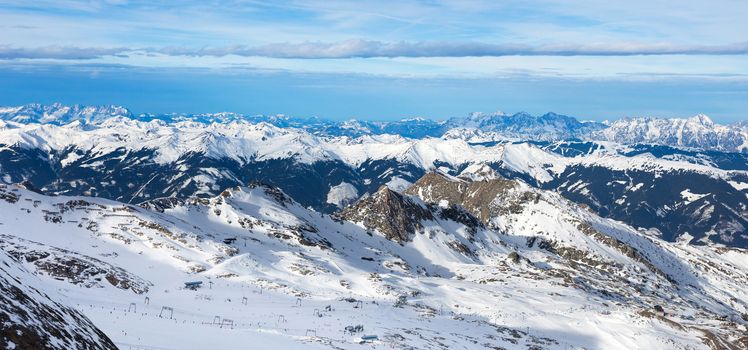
[0, 103, 746, 152]
[0, 103, 132, 125]
[445, 111, 605, 141]
[597, 114, 748, 153]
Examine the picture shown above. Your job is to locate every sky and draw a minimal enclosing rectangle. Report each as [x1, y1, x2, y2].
[0, 0, 747, 122]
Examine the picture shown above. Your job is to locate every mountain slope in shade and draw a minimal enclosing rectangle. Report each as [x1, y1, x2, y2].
[494, 142, 748, 247]
[0, 249, 118, 350]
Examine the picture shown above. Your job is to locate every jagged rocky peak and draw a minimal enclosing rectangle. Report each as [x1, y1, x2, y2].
[404, 170, 519, 224]
[339, 185, 433, 244]
[445, 111, 606, 140]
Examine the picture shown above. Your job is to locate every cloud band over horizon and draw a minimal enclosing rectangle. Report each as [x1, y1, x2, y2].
[3, 40, 748, 60]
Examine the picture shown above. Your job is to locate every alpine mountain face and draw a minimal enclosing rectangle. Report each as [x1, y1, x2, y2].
[1, 103, 747, 349]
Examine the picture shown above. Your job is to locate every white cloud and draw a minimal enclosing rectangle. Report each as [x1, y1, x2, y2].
[1, 0, 747, 80]
[0, 45, 126, 59]
[3, 40, 748, 60]
[3, 47, 748, 83]
[169, 40, 748, 58]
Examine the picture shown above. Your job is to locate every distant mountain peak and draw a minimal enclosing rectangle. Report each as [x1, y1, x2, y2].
[0, 103, 132, 125]
[688, 113, 714, 126]
[597, 113, 746, 152]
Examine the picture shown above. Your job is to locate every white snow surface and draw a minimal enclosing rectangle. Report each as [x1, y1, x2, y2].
[384, 176, 412, 192]
[0, 182, 746, 349]
[325, 182, 358, 208]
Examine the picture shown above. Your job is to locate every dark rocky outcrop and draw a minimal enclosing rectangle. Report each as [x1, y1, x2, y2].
[0, 235, 152, 294]
[0, 250, 118, 350]
[340, 186, 433, 244]
[404, 171, 518, 224]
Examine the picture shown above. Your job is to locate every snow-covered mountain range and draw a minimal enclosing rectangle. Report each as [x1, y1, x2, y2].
[597, 114, 748, 153]
[0, 106, 746, 248]
[2, 103, 745, 151]
[0, 103, 132, 125]
[1, 103, 747, 349]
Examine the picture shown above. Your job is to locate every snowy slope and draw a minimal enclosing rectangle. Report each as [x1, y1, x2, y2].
[499, 142, 747, 182]
[490, 143, 748, 247]
[0, 248, 117, 350]
[1, 177, 747, 349]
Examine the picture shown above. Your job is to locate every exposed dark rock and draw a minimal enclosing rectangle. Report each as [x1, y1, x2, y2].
[0, 235, 152, 294]
[0, 185, 20, 203]
[434, 204, 484, 235]
[0, 250, 118, 350]
[404, 171, 517, 225]
[340, 186, 433, 244]
[139, 196, 186, 212]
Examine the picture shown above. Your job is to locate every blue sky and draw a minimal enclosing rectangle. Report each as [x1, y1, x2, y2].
[0, 1, 747, 121]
